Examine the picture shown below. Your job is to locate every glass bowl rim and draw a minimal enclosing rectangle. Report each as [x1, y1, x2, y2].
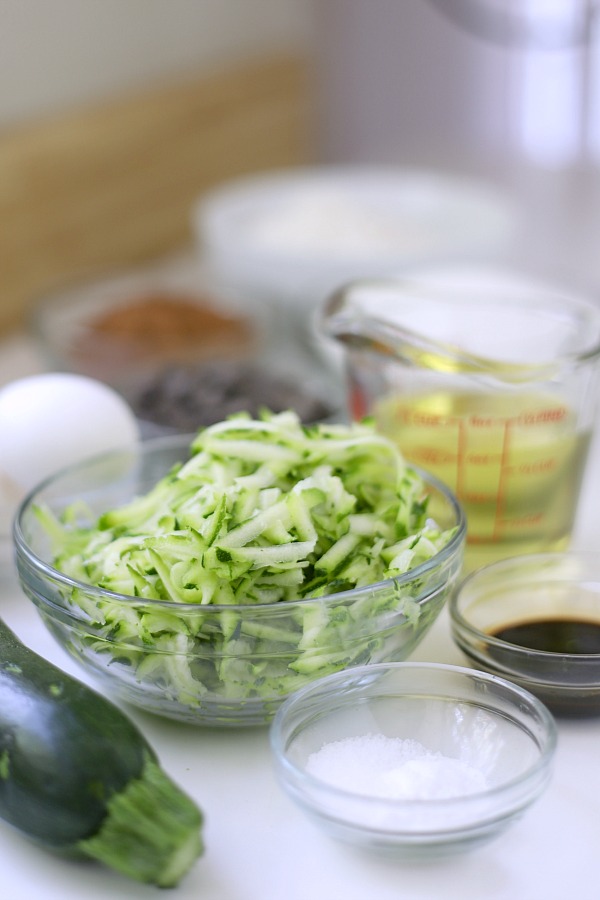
[270, 660, 558, 811]
[14, 433, 466, 616]
[450, 550, 600, 663]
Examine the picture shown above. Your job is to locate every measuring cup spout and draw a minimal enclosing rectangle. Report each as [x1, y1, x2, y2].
[322, 281, 559, 384]
[322, 282, 459, 365]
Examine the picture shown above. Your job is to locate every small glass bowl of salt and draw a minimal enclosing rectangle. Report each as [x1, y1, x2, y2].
[270, 662, 556, 858]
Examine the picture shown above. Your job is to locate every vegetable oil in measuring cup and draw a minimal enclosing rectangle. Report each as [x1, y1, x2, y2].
[375, 390, 591, 569]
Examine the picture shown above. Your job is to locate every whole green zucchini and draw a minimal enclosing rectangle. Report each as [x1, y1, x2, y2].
[0, 617, 203, 887]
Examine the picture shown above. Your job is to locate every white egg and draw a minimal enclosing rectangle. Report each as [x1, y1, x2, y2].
[0, 373, 140, 494]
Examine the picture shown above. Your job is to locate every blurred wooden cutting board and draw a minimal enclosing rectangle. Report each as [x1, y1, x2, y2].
[0, 55, 312, 334]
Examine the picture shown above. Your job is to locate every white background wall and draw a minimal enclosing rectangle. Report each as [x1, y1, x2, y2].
[4, 1, 598, 172]
[312, 0, 600, 173]
[3, 0, 599, 289]
[0, 0, 312, 126]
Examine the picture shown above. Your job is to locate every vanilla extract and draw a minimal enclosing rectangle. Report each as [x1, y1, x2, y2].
[491, 618, 600, 655]
[487, 617, 600, 717]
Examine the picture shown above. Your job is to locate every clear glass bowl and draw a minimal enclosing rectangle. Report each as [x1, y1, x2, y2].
[1, 489, 19, 584]
[270, 662, 557, 857]
[13, 436, 465, 727]
[450, 551, 600, 717]
[0, 531, 13, 583]
[32, 259, 265, 390]
[32, 258, 342, 435]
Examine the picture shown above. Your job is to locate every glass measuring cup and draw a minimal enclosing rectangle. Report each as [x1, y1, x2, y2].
[322, 278, 600, 570]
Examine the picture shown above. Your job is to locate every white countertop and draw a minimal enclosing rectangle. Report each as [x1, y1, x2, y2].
[1, 334, 600, 900]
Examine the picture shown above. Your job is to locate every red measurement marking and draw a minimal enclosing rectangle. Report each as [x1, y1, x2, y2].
[405, 411, 453, 427]
[456, 418, 468, 501]
[466, 453, 502, 465]
[493, 418, 512, 541]
[411, 447, 457, 465]
[517, 458, 557, 475]
[517, 406, 567, 425]
[461, 491, 497, 503]
[396, 406, 461, 427]
[498, 512, 544, 528]
[469, 414, 496, 428]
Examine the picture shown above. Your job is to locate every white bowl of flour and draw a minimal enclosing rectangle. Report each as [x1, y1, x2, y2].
[193, 166, 518, 318]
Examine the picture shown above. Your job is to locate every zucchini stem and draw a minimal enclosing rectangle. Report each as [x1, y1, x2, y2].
[78, 755, 203, 888]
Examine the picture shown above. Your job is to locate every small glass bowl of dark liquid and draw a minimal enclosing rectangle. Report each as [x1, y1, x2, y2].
[449, 552, 600, 717]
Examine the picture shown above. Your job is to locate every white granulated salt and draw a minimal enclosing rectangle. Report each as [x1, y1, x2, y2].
[306, 733, 489, 801]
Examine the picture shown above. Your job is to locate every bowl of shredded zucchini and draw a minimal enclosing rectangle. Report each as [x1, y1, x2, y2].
[14, 411, 466, 726]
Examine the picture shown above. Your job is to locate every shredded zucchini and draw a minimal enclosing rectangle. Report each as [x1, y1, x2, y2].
[37, 411, 459, 712]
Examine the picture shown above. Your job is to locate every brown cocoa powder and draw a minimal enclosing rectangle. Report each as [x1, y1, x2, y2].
[70, 292, 256, 380]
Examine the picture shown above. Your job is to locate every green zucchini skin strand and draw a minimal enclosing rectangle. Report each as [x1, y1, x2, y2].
[0, 617, 153, 849]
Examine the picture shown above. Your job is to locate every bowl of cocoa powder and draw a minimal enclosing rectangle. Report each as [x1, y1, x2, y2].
[33, 259, 340, 434]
